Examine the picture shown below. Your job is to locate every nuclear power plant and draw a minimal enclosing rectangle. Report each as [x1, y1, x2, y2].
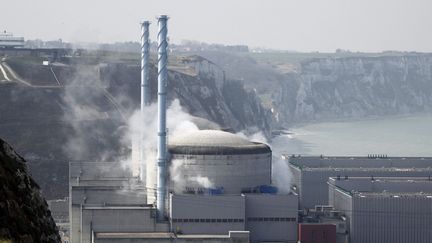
[66, 15, 432, 243]
[69, 15, 298, 243]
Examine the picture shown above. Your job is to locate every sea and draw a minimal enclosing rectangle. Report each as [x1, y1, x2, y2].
[271, 114, 432, 157]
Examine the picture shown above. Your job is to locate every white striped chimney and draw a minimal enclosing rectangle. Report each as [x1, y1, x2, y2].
[140, 21, 151, 181]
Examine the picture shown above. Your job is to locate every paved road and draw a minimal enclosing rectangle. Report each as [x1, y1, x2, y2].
[0, 62, 11, 82]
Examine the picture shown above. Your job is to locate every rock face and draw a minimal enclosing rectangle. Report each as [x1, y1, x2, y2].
[100, 57, 273, 135]
[0, 138, 60, 242]
[273, 54, 432, 124]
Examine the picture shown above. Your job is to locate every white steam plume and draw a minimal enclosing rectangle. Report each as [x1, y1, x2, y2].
[237, 128, 293, 194]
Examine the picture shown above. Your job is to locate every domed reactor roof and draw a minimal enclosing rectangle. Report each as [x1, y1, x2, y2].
[168, 130, 271, 155]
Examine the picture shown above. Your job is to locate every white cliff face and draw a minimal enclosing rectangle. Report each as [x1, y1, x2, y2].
[169, 58, 273, 135]
[275, 54, 432, 124]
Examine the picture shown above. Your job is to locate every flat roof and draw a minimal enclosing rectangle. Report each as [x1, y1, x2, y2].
[330, 177, 432, 198]
[69, 161, 141, 186]
[286, 155, 432, 169]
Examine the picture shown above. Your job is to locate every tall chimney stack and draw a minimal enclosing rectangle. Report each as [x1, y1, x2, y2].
[156, 15, 169, 220]
[141, 21, 151, 107]
[140, 21, 150, 180]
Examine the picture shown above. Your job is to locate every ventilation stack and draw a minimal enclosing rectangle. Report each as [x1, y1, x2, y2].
[140, 21, 151, 181]
[156, 15, 169, 220]
[141, 21, 151, 106]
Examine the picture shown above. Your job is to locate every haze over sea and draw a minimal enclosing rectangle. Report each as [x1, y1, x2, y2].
[272, 114, 432, 157]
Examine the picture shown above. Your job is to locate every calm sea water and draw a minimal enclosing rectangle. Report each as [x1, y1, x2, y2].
[271, 114, 432, 157]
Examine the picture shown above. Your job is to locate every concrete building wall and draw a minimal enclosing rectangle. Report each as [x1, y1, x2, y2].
[148, 153, 272, 205]
[70, 162, 132, 180]
[245, 194, 298, 243]
[294, 168, 432, 209]
[329, 178, 432, 243]
[168, 153, 272, 195]
[71, 206, 169, 243]
[82, 208, 169, 239]
[71, 188, 146, 205]
[350, 196, 432, 243]
[170, 194, 246, 235]
[329, 188, 352, 241]
[70, 204, 82, 243]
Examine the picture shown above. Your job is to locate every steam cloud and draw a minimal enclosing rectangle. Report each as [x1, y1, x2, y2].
[237, 129, 293, 194]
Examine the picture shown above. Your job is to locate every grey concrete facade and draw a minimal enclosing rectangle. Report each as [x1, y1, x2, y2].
[168, 152, 272, 194]
[329, 177, 432, 243]
[170, 193, 298, 243]
[245, 194, 298, 243]
[69, 162, 163, 243]
[170, 194, 246, 235]
[287, 156, 432, 209]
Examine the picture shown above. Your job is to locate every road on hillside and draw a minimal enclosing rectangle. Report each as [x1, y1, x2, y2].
[1, 61, 127, 122]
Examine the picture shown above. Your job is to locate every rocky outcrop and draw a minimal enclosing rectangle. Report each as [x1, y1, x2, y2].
[0, 138, 60, 242]
[273, 54, 432, 124]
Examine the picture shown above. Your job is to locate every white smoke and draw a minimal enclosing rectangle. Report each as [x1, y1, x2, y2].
[190, 176, 214, 188]
[237, 129, 293, 194]
[62, 65, 125, 163]
[126, 100, 199, 167]
[127, 99, 205, 199]
[169, 156, 216, 194]
[169, 159, 185, 193]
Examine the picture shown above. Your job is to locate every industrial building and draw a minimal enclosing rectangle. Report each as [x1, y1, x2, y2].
[69, 138, 298, 242]
[69, 15, 299, 243]
[69, 132, 299, 242]
[0, 31, 24, 48]
[287, 155, 432, 209]
[328, 177, 432, 243]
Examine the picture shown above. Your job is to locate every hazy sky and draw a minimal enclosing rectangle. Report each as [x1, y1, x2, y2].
[1, 0, 432, 52]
